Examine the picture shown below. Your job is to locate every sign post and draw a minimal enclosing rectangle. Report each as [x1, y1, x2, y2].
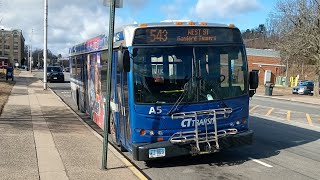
[43, 0, 48, 90]
[101, 0, 121, 170]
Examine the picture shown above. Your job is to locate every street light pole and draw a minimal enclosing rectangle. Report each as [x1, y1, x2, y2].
[102, 0, 116, 170]
[43, 0, 48, 90]
[29, 28, 33, 72]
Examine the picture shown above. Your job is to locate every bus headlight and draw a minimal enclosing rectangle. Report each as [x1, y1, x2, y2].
[149, 130, 154, 136]
[158, 131, 163, 136]
[140, 129, 146, 136]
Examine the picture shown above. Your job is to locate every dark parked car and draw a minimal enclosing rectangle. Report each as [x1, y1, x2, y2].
[297, 80, 308, 86]
[292, 81, 314, 95]
[47, 66, 64, 83]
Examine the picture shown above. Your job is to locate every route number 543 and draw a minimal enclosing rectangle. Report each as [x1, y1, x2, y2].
[149, 29, 168, 42]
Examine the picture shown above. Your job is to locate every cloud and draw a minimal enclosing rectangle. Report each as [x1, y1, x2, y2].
[126, 0, 149, 10]
[0, 0, 136, 56]
[160, 0, 184, 20]
[0, 0, 262, 57]
[192, 0, 261, 19]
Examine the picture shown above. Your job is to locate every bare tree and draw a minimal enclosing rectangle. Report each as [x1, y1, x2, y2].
[268, 0, 320, 96]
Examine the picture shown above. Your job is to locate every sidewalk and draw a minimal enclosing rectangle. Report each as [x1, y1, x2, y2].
[255, 86, 320, 105]
[0, 71, 140, 180]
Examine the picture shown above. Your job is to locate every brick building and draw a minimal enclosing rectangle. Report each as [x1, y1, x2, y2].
[0, 29, 25, 67]
[246, 48, 283, 85]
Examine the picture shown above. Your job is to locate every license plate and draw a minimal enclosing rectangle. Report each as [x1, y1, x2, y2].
[148, 148, 165, 158]
[53, 77, 57, 79]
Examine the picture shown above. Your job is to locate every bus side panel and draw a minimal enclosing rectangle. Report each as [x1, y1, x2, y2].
[79, 55, 86, 113]
[70, 79, 78, 103]
[111, 51, 120, 144]
[85, 54, 91, 115]
[83, 55, 89, 114]
[88, 52, 105, 129]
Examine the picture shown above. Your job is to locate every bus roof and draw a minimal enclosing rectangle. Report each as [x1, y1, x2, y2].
[69, 22, 239, 56]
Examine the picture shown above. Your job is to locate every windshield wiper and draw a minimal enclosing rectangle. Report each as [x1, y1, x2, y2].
[167, 82, 189, 116]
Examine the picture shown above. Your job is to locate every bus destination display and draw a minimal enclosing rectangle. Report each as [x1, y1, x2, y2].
[133, 27, 241, 45]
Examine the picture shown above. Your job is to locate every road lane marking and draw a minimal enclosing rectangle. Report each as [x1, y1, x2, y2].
[249, 105, 259, 113]
[287, 111, 291, 121]
[265, 108, 274, 116]
[248, 157, 273, 168]
[306, 113, 314, 126]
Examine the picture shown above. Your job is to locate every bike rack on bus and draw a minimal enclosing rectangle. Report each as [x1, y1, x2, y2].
[169, 108, 238, 155]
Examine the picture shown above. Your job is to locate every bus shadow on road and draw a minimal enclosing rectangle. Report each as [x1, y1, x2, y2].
[144, 116, 320, 168]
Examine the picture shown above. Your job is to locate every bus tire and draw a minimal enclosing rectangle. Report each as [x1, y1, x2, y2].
[76, 89, 80, 110]
[120, 143, 128, 152]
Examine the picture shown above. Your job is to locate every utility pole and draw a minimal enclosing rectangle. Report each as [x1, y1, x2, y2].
[29, 28, 33, 72]
[38, 52, 40, 69]
[27, 45, 29, 68]
[101, 0, 122, 170]
[43, 0, 48, 90]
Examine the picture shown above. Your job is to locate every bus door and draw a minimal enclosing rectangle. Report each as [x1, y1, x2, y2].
[116, 52, 130, 148]
[83, 56, 88, 113]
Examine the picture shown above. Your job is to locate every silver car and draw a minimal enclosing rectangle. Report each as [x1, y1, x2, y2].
[292, 81, 314, 95]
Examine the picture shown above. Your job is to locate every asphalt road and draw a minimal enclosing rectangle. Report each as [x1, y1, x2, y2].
[33, 71, 320, 180]
[250, 97, 320, 127]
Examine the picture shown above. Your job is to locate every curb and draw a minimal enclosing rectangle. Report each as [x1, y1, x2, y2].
[255, 94, 320, 106]
[44, 81, 149, 180]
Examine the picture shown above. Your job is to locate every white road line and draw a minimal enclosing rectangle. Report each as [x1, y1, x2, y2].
[248, 157, 273, 168]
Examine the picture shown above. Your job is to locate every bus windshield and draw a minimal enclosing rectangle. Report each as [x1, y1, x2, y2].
[133, 46, 248, 104]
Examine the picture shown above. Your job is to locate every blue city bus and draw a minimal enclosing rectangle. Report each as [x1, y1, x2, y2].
[69, 22, 259, 161]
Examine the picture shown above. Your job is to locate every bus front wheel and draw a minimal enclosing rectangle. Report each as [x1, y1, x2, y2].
[76, 89, 80, 110]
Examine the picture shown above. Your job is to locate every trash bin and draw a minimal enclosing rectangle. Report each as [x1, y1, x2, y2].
[265, 83, 274, 96]
[6, 66, 14, 81]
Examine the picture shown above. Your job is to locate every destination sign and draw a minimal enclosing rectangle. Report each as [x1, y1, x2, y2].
[133, 27, 242, 45]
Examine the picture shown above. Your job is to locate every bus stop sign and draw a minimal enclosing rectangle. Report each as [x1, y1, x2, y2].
[102, 0, 123, 8]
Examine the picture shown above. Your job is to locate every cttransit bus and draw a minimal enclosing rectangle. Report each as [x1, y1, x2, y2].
[69, 21, 259, 161]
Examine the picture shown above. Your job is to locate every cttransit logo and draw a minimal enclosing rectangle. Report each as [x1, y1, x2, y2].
[181, 117, 216, 127]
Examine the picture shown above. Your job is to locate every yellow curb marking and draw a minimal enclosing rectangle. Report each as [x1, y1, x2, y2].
[287, 111, 291, 121]
[249, 105, 259, 113]
[306, 113, 314, 126]
[265, 108, 274, 116]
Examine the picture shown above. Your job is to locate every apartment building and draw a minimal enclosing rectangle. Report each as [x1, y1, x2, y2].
[0, 29, 25, 66]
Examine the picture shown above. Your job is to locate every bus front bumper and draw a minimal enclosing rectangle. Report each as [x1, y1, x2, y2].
[132, 130, 253, 161]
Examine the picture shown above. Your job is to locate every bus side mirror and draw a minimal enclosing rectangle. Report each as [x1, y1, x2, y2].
[249, 71, 259, 97]
[118, 50, 130, 72]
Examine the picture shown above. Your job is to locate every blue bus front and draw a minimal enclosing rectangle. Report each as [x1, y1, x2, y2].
[118, 25, 253, 161]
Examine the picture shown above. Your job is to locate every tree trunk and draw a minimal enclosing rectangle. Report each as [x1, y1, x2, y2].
[314, 75, 320, 97]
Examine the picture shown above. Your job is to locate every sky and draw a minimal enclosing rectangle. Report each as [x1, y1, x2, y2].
[0, 0, 277, 57]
